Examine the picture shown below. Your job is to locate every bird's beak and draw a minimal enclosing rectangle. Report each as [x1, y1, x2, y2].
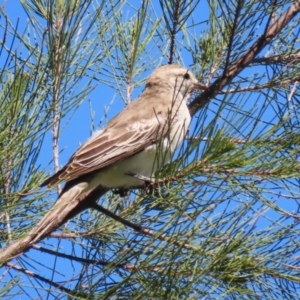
[193, 82, 207, 91]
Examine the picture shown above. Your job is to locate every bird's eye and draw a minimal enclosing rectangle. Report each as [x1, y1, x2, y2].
[183, 73, 190, 80]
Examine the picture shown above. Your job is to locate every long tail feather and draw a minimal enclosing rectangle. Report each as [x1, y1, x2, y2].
[0, 184, 108, 264]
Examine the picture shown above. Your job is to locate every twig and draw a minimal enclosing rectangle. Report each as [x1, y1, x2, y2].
[219, 77, 300, 94]
[31, 244, 114, 266]
[186, 136, 248, 144]
[52, 18, 64, 195]
[5, 262, 74, 294]
[288, 81, 298, 102]
[252, 52, 300, 65]
[222, 0, 243, 76]
[90, 202, 200, 252]
[168, 0, 181, 64]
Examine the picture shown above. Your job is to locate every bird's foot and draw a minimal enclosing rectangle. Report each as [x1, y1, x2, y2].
[112, 188, 130, 197]
[125, 172, 159, 196]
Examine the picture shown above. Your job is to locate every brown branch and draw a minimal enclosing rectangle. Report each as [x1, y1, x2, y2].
[90, 202, 202, 252]
[252, 52, 300, 65]
[6, 262, 74, 294]
[288, 81, 298, 101]
[167, 0, 180, 64]
[219, 76, 300, 94]
[279, 208, 300, 221]
[132, 162, 293, 189]
[187, 136, 248, 144]
[200, 167, 283, 177]
[50, 230, 100, 239]
[52, 19, 64, 195]
[223, 0, 243, 75]
[31, 244, 117, 266]
[34, 245, 215, 276]
[31, 244, 144, 271]
[189, 0, 300, 115]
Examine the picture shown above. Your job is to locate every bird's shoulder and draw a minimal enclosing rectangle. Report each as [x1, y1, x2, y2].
[105, 95, 169, 131]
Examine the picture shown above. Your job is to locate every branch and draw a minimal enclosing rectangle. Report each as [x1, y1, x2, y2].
[252, 52, 300, 65]
[90, 202, 204, 252]
[31, 244, 147, 271]
[187, 136, 248, 144]
[189, 0, 300, 115]
[219, 76, 300, 94]
[222, 0, 243, 75]
[6, 262, 74, 294]
[31, 244, 126, 267]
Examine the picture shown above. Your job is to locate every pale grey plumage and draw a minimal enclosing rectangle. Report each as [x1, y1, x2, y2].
[30, 64, 203, 242]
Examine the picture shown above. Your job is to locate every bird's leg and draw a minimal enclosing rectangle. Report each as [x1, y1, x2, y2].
[125, 172, 159, 196]
[112, 188, 130, 197]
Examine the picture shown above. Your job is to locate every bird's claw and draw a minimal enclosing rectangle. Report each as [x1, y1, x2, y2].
[125, 172, 160, 196]
[112, 188, 130, 197]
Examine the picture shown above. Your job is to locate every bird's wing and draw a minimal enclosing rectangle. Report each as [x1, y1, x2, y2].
[41, 110, 170, 187]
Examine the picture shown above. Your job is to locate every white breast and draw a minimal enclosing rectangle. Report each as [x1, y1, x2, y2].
[88, 102, 191, 190]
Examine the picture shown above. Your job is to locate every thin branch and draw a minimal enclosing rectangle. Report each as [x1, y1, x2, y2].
[31, 244, 116, 266]
[168, 0, 181, 64]
[189, 0, 300, 115]
[90, 202, 203, 252]
[51, 18, 64, 195]
[219, 76, 300, 94]
[6, 262, 74, 294]
[186, 136, 248, 144]
[222, 0, 243, 75]
[288, 81, 298, 102]
[252, 52, 300, 65]
[31, 244, 147, 271]
[50, 231, 100, 239]
[33, 244, 213, 275]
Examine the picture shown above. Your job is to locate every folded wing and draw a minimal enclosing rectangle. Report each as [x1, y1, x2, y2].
[41, 110, 168, 187]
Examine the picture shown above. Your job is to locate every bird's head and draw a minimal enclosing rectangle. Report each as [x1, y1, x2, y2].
[146, 64, 206, 97]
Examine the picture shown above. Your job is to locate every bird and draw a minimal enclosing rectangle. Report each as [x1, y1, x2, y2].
[25, 64, 205, 244]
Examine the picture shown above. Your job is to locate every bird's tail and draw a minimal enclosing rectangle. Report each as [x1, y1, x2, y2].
[0, 184, 107, 265]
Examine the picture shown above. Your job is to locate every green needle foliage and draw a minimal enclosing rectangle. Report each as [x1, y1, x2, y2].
[0, 0, 300, 299]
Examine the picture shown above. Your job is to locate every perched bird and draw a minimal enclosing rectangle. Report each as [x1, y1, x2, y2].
[11, 65, 205, 248]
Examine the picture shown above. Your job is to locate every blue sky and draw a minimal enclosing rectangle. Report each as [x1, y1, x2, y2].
[1, 0, 300, 299]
